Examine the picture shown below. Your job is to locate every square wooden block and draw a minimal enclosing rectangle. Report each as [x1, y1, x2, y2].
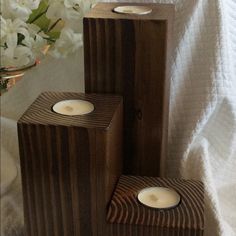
[107, 175, 204, 235]
[18, 91, 123, 236]
[84, 3, 174, 176]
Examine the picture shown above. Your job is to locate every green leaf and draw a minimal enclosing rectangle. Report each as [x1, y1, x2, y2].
[46, 31, 61, 40]
[27, 0, 50, 31]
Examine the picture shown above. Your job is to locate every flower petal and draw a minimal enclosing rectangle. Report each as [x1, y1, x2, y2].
[6, 32, 18, 48]
[0, 16, 7, 39]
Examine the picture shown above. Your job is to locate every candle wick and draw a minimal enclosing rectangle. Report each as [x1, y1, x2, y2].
[65, 106, 74, 112]
[149, 194, 158, 202]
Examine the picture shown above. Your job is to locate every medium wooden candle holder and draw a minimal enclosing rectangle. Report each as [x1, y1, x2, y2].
[84, 3, 174, 176]
[17, 91, 123, 236]
[107, 175, 204, 235]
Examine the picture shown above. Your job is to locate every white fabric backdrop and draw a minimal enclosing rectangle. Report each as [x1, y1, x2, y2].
[1, 1, 236, 235]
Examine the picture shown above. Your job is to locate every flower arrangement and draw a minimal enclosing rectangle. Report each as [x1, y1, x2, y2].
[0, 0, 93, 70]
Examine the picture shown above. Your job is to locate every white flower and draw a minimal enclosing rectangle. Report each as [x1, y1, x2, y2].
[50, 27, 82, 58]
[64, 0, 81, 10]
[46, 0, 83, 20]
[1, 45, 34, 68]
[26, 23, 48, 40]
[2, 0, 40, 21]
[27, 23, 41, 37]
[0, 0, 93, 70]
[23, 34, 47, 58]
[18, 23, 48, 60]
[0, 16, 29, 49]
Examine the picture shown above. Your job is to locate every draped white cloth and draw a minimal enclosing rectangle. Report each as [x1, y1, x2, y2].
[1, 1, 236, 235]
[167, 1, 236, 235]
[162, 1, 236, 235]
[157, 1, 236, 235]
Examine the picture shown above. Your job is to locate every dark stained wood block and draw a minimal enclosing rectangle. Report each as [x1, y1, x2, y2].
[84, 3, 174, 176]
[107, 175, 204, 236]
[17, 91, 123, 236]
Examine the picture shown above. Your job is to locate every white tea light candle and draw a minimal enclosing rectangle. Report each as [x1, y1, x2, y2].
[113, 6, 152, 15]
[137, 187, 181, 209]
[52, 100, 94, 116]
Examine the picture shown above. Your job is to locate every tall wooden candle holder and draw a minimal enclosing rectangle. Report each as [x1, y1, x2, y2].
[84, 3, 174, 176]
[17, 91, 123, 236]
[107, 175, 204, 235]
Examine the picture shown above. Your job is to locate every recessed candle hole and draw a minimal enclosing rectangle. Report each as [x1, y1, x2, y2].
[113, 6, 152, 15]
[52, 100, 95, 116]
[137, 187, 181, 209]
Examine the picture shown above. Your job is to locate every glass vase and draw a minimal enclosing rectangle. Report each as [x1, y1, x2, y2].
[0, 61, 37, 95]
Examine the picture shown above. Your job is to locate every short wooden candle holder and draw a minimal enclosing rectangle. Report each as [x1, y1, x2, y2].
[84, 3, 174, 176]
[107, 175, 204, 236]
[17, 91, 123, 236]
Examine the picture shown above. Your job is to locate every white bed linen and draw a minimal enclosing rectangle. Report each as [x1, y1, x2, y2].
[1, 1, 236, 235]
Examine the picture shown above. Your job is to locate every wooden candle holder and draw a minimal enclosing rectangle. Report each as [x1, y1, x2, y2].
[17, 92, 123, 236]
[107, 175, 204, 235]
[84, 3, 174, 176]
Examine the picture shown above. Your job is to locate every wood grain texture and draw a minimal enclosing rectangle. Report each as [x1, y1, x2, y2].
[84, 3, 174, 177]
[17, 91, 123, 236]
[107, 175, 204, 236]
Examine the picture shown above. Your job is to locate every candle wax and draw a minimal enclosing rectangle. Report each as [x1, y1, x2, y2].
[113, 6, 152, 15]
[52, 100, 94, 116]
[137, 187, 181, 209]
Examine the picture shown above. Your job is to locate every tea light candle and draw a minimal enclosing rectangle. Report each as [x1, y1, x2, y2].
[137, 187, 181, 209]
[52, 100, 94, 116]
[113, 6, 152, 15]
